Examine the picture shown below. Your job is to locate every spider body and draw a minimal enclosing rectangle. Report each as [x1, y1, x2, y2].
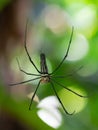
[41, 76, 50, 83]
[40, 53, 50, 83]
[40, 53, 48, 74]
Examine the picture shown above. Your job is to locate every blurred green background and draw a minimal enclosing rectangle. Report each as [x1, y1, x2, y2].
[0, 0, 98, 130]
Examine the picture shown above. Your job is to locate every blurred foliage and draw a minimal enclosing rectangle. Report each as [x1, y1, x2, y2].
[0, 0, 11, 10]
[0, 0, 98, 130]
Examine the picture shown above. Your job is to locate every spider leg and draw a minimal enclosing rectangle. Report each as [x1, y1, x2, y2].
[51, 78, 88, 98]
[9, 76, 41, 86]
[50, 80, 75, 115]
[51, 66, 83, 78]
[16, 58, 41, 76]
[51, 73, 72, 79]
[29, 80, 41, 110]
[49, 27, 74, 75]
[24, 20, 41, 74]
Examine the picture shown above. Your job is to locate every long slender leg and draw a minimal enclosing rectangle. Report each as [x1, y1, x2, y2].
[51, 73, 73, 78]
[49, 27, 74, 75]
[24, 20, 41, 73]
[50, 81, 75, 115]
[8, 76, 41, 86]
[51, 78, 88, 98]
[29, 80, 41, 110]
[51, 66, 83, 79]
[16, 58, 41, 76]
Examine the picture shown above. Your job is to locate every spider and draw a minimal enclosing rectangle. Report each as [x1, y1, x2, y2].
[9, 22, 87, 115]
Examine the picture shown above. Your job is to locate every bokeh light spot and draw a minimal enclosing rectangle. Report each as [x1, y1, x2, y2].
[43, 5, 70, 34]
[37, 96, 62, 129]
[74, 5, 97, 35]
[59, 86, 88, 114]
[66, 34, 89, 61]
